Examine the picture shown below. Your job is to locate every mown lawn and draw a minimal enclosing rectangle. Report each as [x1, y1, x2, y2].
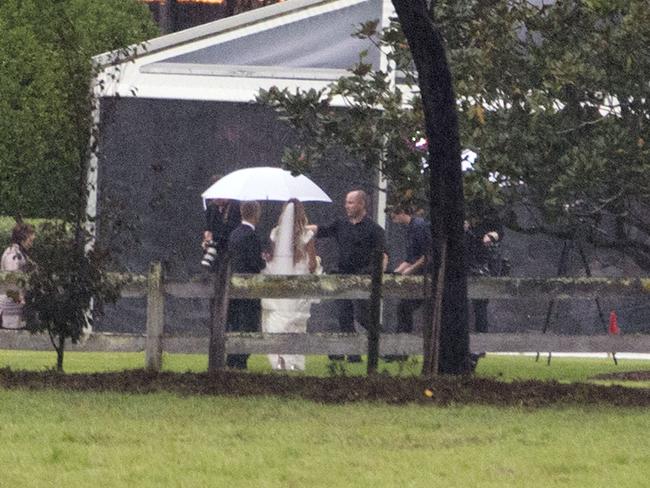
[1, 389, 649, 487]
[2, 349, 650, 385]
[1, 351, 650, 487]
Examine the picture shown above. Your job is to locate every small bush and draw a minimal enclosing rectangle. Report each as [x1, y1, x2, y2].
[22, 222, 121, 371]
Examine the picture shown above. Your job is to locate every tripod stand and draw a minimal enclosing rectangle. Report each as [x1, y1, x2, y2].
[535, 236, 617, 365]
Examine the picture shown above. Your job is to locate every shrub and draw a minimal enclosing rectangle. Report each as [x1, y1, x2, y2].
[22, 222, 121, 371]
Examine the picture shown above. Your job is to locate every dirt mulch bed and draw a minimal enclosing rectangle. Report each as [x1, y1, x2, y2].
[2, 368, 650, 407]
[590, 370, 650, 382]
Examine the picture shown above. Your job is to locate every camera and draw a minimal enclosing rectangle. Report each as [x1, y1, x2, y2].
[201, 240, 219, 268]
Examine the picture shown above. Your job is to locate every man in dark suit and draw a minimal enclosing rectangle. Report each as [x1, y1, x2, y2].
[226, 200, 266, 369]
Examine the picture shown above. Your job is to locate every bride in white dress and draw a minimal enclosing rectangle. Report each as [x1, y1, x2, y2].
[262, 199, 319, 371]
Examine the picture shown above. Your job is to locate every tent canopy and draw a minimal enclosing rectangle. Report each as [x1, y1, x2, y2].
[87, 0, 393, 244]
[95, 0, 393, 102]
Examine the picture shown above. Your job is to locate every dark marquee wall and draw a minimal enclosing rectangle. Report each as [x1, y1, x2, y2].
[96, 97, 650, 337]
[96, 97, 389, 334]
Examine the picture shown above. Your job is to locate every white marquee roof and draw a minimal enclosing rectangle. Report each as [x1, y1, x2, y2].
[94, 0, 394, 102]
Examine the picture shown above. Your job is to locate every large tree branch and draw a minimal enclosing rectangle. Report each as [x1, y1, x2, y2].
[555, 117, 607, 135]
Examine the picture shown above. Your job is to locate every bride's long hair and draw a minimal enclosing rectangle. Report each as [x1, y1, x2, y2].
[283, 198, 308, 265]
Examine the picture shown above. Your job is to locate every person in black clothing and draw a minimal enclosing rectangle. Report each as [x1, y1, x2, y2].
[204, 199, 240, 251]
[202, 176, 241, 269]
[226, 201, 266, 369]
[464, 208, 504, 333]
[386, 205, 432, 361]
[312, 190, 387, 362]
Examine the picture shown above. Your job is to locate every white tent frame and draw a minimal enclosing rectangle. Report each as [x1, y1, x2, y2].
[94, 0, 395, 102]
[86, 0, 396, 240]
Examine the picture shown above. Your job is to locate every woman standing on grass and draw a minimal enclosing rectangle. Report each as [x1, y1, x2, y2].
[0, 221, 35, 329]
[261, 199, 320, 371]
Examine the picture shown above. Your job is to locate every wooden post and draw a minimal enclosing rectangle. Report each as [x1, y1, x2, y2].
[367, 247, 384, 375]
[208, 255, 231, 372]
[428, 241, 447, 377]
[145, 262, 164, 371]
[422, 241, 447, 378]
[421, 259, 433, 375]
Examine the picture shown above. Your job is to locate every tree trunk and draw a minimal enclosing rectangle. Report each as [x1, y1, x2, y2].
[424, 240, 447, 376]
[56, 335, 65, 372]
[391, 0, 470, 375]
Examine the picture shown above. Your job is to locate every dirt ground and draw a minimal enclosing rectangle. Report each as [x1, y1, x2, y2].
[1, 368, 650, 407]
[590, 370, 650, 382]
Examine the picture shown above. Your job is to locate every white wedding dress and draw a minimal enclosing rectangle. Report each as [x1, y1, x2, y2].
[261, 203, 316, 371]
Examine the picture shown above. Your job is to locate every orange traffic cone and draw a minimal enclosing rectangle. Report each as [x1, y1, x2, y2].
[608, 310, 621, 335]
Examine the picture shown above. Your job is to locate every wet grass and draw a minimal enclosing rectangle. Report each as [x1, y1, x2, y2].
[1, 350, 649, 486]
[1, 389, 649, 487]
[1, 350, 650, 386]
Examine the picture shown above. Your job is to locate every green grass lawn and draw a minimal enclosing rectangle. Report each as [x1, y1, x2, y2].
[2, 349, 650, 385]
[1, 389, 649, 487]
[1, 350, 650, 487]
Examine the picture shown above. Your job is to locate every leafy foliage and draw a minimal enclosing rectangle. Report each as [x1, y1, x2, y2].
[257, 48, 428, 207]
[22, 223, 121, 371]
[0, 0, 154, 370]
[258, 1, 650, 265]
[0, 0, 158, 219]
[440, 0, 650, 254]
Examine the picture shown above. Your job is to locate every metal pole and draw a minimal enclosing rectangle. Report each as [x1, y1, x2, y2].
[576, 240, 617, 365]
[537, 239, 571, 364]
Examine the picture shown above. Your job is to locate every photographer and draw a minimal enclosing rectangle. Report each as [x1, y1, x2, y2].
[201, 176, 241, 269]
[464, 205, 506, 333]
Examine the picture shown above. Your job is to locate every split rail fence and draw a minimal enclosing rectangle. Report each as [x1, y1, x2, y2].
[2, 263, 650, 371]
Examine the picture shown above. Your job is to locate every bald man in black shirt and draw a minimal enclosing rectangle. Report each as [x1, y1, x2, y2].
[313, 190, 387, 362]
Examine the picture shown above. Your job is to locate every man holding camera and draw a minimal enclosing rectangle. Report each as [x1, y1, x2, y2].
[464, 209, 504, 333]
[202, 196, 241, 269]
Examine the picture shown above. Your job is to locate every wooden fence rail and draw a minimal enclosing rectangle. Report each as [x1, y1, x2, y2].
[108, 274, 650, 300]
[1, 269, 650, 370]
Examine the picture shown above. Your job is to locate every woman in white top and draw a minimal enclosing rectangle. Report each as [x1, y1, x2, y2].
[261, 199, 319, 371]
[1, 222, 35, 329]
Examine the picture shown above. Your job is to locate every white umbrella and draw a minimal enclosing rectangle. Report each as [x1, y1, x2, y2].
[201, 166, 332, 204]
